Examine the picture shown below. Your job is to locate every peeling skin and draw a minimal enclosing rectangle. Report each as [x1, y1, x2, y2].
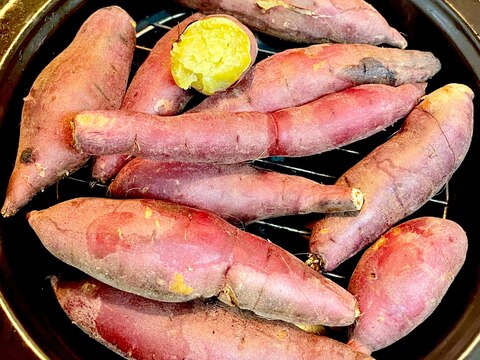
[256, 0, 316, 16]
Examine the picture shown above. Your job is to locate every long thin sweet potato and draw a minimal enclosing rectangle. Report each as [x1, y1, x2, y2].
[28, 197, 358, 327]
[91, 13, 204, 184]
[191, 43, 440, 113]
[308, 83, 474, 272]
[108, 160, 364, 224]
[52, 276, 374, 360]
[72, 83, 426, 163]
[347, 217, 468, 355]
[1, 6, 136, 217]
[175, 0, 407, 48]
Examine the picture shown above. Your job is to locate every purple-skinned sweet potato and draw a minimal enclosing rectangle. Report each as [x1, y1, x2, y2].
[72, 83, 426, 163]
[174, 0, 407, 48]
[347, 216, 468, 355]
[52, 276, 374, 360]
[308, 83, 474, 272]
[108, 159, 364, 224]
[191, 43, 440, 113]
[1, 6, 136, 217]
[28, 197, 359, 327]
[91, 12, 204, 184]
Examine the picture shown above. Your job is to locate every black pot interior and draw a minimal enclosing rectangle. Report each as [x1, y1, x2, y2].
[0, 0, 479, 359]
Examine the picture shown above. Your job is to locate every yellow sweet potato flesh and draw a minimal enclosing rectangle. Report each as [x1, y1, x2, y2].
[170, 16, 256, 95]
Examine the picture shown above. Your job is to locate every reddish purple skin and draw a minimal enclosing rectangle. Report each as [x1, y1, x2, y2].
[1, 6, 136, 217]
[271, 83, 425, 157]
[73, 83, 426, 163]
[191, 43, 440, 113]
[91, 13, 205, 183]
[52, 277, 373, 360]
[28, 197, 358, 327]
[347, 217, 468, 354]
[175, 0, 406, 47]
[309, 83, 474, 271]
[108, 160, 360, 224]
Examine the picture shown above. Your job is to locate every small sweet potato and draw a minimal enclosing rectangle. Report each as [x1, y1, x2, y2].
[72, 83, 426, 163]
[1, 6, 136, 217]
[52, 276, 373, 360]
[170, 14, 258, 95]
[28, 197, 358, 327]
[91, 13, 204, 184]
[347, 217, 468, 355]
[175, 0, 407, 48]
[308, 83, 474, 271]
[191, 43, 440, 113]
[108, 159, 364, 224]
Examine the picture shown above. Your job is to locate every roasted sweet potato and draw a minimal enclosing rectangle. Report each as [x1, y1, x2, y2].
[191, 43, 440, 113]
[1, 6, 136, 217]
[347, 217, 468, 355]
[175, 0, 407, 48]
[170, 14, 258, 95]
[91, 13, 204, 184]
[308, 83, 474, 271]
[52, 276, 373, 360]
[108, 160, 364, 224]
[28, 197, 358, 327]
[72, 83, 426, 163]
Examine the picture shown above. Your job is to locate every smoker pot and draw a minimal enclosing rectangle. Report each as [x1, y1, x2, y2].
[0, 0, 479, 359]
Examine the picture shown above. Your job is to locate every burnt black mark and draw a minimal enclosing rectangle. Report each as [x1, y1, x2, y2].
[20, 147, 36, 164]
[342, 57, 398, 85]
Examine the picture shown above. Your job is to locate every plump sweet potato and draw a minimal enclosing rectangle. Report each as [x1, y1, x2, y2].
[72, 83, 426, 163]
[28, 197, 358, 327]
[52, 276, 373, 360]
[308, 83, 474, 272]
[108, 160, 364, 224]
[347, 217, 468, 355]
[91, 13, 204, 184]
[175, 0, 407, 48]
[170, 14, 258, 95]
[191, 43, 440, 113]
[1, 6, 136, 217]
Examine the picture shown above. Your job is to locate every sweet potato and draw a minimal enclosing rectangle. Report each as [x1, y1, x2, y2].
[347, 217, 468, 355]
[28, 197, 358, 327]
[174, 0, 407, 48]
[191, 43, 440, 113]
[52, 276, 373, 360]
[72, 83, 426, 163]
[170, 14, 258, 95]
[91, 13, 204, 184]
[308, 83, 474, 272]
[1, 6, 136, 217]
[108, 160, 364, 224]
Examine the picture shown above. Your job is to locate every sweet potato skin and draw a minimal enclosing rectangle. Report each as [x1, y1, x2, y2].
[91, 13, 204, 184]
[175, 0, 406, 48]
[1, 6, 136, 217]
[347, 217, 468, 354]
[309, 83, 474, 271]
[191, 43, 440, 113]
[72, 83, 426, 163]
[108, 160, 363, 224]
[52, 277, 373, 360]
[28, 197, 358, 327]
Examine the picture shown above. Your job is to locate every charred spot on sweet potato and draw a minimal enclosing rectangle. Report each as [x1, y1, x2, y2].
[342, 57, 398, 85]
[20, 147, 37, 164]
